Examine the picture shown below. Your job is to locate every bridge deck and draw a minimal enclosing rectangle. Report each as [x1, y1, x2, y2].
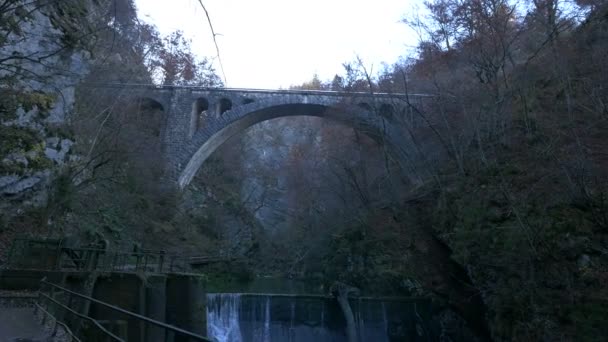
[79, 82, 435, 98]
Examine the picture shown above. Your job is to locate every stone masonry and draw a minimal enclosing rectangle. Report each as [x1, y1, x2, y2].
[87, 84, 431, 188]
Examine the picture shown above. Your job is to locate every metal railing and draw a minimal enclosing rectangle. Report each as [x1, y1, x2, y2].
[34, 299, 81, 341]
[34, 303, 80, 342]
[37, 279, 212, 342]
[6, 238, 192, 274]
[54, 247, 190, 273]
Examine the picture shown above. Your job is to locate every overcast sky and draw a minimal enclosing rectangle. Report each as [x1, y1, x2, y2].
[134, 0, 420, 89]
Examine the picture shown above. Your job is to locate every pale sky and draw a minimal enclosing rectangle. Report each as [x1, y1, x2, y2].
[134, 0, 420, 89]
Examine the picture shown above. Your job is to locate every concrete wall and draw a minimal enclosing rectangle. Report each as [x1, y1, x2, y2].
[90, 273, 145, 341]
[0, 269, 70, 290]
[165, 274, 206, 341]
[145, 275, 167, 342]
[0, 269, 207, 341]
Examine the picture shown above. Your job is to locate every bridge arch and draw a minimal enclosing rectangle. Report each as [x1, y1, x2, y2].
[175, 96, 415, 188]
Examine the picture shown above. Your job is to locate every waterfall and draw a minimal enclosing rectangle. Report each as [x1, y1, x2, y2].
[320, 302, 325, 330]
[206, 293, 243, 342]
[205, 293, 400, 342]
[354, 298, 391, 342]
[357, 298, 365, 339]
[263, 296, 270, 342]
[382, 302, 389, 336]
[289, 300, 296, 341]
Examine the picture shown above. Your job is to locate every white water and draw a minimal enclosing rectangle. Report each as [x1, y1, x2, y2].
[205, 293, 392, 342]
[263, 296, 270, 342]
[206, 293, 243, 342]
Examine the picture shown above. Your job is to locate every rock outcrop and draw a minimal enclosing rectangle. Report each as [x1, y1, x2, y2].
[0, 0, 102, 221]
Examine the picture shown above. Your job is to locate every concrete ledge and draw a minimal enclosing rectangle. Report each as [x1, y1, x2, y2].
[0, 269, 74, 291]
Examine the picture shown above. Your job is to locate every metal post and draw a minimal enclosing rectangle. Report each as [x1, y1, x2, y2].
[112, 251, 119, 271]
[158, 251, 165, 273]
[55, 242, 64, 270]
[7, 240, 15, 267]
[169, 256, 175, 272]
[67, 291, 73, 309]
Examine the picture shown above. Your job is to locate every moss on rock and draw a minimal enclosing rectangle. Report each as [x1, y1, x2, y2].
[0, 125, 40, 156]
[0, 89, 56, 120]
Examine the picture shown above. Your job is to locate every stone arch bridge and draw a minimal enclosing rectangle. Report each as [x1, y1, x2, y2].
[87, 84, 432, 188]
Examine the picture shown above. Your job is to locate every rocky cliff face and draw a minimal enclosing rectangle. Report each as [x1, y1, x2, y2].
[0, 0, 102, 224]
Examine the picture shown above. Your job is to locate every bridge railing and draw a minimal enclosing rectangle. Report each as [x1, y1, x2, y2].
[37, 279, 212, 341]
[79, 82, 437, 98]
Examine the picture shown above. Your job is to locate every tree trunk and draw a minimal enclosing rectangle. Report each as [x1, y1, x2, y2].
[331, 282, 359, 342]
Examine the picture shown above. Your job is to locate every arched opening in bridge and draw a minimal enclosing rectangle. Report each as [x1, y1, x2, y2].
[218, 98, 232, 115]
[183, 112, 413, 256]
[131, 97, 165, 137]
[358, 102, 372, 111]
[191, 98, 210, 137]
[379, 103, 394, 119]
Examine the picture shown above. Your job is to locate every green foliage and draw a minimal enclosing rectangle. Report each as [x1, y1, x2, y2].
[320, 219, 415, 295]
[0, 125, 40, 156]
[199, 261, 255, 292]
[27, 151, 53, 171]
[49, 0, 93, 49]
[21, 92, 56, 113]
[0, 89, 55, 120]
[0, 124, 55, 176]
[568, 301, 608, 340]
[0, 1, 32, 37]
